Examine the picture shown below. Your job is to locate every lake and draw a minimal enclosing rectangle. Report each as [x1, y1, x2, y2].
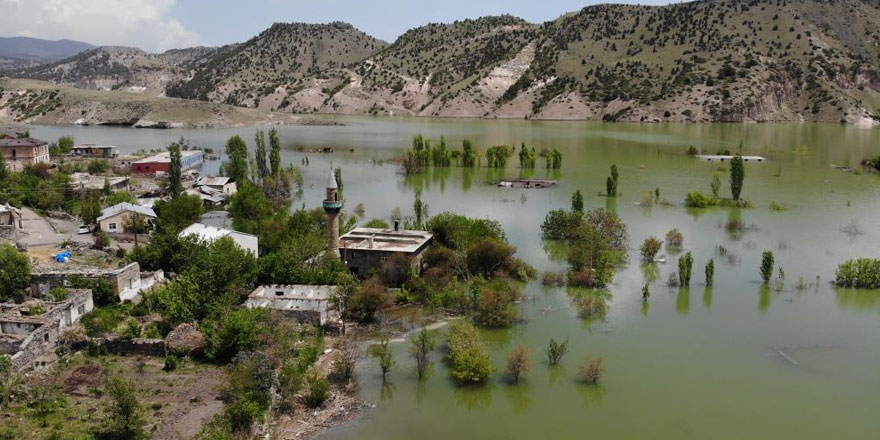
[33, 118, 880, 439]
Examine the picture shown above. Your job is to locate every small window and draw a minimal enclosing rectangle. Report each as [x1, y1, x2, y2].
[43, 333, 49, 343]
[275, 291, 284, 297]
[108, 223, 117, 231]
[78, 305, 85, 314]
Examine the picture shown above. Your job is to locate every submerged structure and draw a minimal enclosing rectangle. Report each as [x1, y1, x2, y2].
[339, 227, 433, 279]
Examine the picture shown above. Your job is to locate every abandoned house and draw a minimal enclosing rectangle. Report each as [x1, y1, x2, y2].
[179, 223, 258, 255]
[0, 136, 51, 171]
[71, 173, 130, 193]
[338, 227, 433, 279]
[96, 202, 156, 235]
[196, 176, 237, 196]
[30, 262, 164, 302]
[1, 289, 94, 370]
[245, 285, 339, 326]
[72, 144, 118, 158]
[0, 203, 22, 232]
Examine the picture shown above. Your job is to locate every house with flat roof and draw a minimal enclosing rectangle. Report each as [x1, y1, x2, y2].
[72, 144, 118, 158]
[71, 173, 129, 193]
[0, 136, 50, 171]
[179, 222, 258, 255]
[96, 203, 156, 235]
[245, 285, 339, 326]
[30, 262, 163, 303]
[132, 150, 204, 174]
[339, 227, 433, 279]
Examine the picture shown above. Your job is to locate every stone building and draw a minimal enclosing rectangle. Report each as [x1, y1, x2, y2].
[245, 285, 338, 326]
[0, 203, 22, 232]
[339, 227, 433, 279]
[0, 136, 50, 171]
[30, 262, 163, 302]
[0, 289, 94, 370]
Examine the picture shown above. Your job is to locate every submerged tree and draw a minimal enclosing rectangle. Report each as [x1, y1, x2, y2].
[571, 190, 584, 212]
[642, 283, 650, 302]
[374, 337, 395, 382]
[269, 128, 281, 177]
[518, 143, 536, 168]
[578, 357, 606, 384]
[505, 345, 532, 384]
[461, 139, 478, 168]
[710, 173, 721, 198]
[409, 327, 436, 380]
[606, 164, 619, 196]
[640, 237, 662, 262]
[705, 259, 715, 286]
[544, 338, 569, 366]
[760, 251, 775, 285]
[730, 154, 744, 200]
[678, 252, 693, 286]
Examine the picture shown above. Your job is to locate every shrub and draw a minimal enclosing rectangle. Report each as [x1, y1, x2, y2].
[684, 192, 717, 208]
[427, 213, 506, 250]
[373, 337, 395, 381]
[0, 244, 31, 303]
[381, 253, 413, 287]
[541, 271, 566, 287]
[163, 355, 179, 372]
[445, 320, 494, 384]
[465, 239, 515, 277]
[346, 277, 392, 324]
[505, 345, 532, 384]
[88, 159, 109, 174]
[224, 351, 274, 431]
[640, 237, 662, 262]
[578, 357, 606, 384]
[473, 280, 520, 328]
[834, 258, 880, 288]
[121, 320, 141, 340]
[665, 229, 684, 249]
[544, 339, 569, 366]
[303, 370, 330, 408]
[81, 306, 128, 336]
[705, 259, 715, 286]
[710, 173, 721, 197]
[760, 251, 775, 285]
[575, 293, 608, 319]
[410, 327, 437, 380]
[202, 308, 269, 363]
[95, 375, 146, 439]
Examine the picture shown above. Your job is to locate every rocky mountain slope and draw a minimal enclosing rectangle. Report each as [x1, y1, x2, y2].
[7, 0, 880, 124]
[0, 36, 94, 70]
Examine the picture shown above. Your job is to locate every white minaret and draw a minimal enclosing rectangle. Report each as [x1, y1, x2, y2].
[322, 168, 342, 258]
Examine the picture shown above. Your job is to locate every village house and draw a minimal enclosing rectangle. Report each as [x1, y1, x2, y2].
[179, 222, 258, 255]
[72, 144, 118, 158]
[30, 262, 164, 302]
[0, 136, 50, 171]
[0, 289, 94, 370]
[196, 176, 237, 196]
[132, 150, 204, 174]
[338, 227, 433, 279]
[245, 285, 338, 326]
[96, 202, 157, 235]
[71, 172, 130, 193]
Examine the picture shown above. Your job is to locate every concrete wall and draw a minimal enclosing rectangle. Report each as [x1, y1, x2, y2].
[342, 249, 426, 280]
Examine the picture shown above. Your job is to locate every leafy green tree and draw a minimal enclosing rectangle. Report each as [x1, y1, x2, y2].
[269, 128, 281, 177]
[461, 139, 477, 167]
[710, 173, 721, 197]
[254, 130, 269, 179]
[606, 164, 619, 196]
[410, 327, 436, 380]
[202, 308, 268, 362]
[57, 136, 74, 154]
[445, 320, 494, 384]
[678, 252, 693, 286]
[122, 213, 151, 247]
[466, 239, 515, 278]
[0, 153, 7, 182]
[427, 212, 506, 250]
[473, 280, 520, 327]
[544, 339, 569, 365]
[0, 354, 21, 408]
[640, 237, 662, 262]
[413, 192, 427, 227]
[104, 191, 137, 207]
[571, 190, 584, 212]
[705, 259, 715, 286]
[80, 196, 102, 227]
[167, 142, 183, 198]
[224, 351, 274, 431]
[88, 159, 108, 174]
[0, 244, 30, 302]
[95, 375, 146, 440]
[730, 154, 744, 200]
[225, 135, 249, 184]
[760, 251, 774, 284]
[152, 193, 204, 234]
[374, 337, 395, 381]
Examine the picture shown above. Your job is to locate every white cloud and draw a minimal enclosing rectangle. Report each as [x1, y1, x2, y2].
[0, 0, 200, 52]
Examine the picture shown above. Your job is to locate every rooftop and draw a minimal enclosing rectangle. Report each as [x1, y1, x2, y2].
[0, 137, 48, 148]
[339, 228, 433, 253]
[179, 222, 255, 243]
[71, 173, 129, 190]
[696, 155, 766, 162]
[73, 144, 117, 150]
[249, 284, 337, 301]
[133, 150, 203, 164]
[96, 202, 157, 222]
[197, 176, 231, 186]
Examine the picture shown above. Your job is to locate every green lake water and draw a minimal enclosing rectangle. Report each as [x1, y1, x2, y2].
[33, 118, 880, 439]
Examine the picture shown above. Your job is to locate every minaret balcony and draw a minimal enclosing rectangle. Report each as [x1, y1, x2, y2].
[323, 200, 343, 212]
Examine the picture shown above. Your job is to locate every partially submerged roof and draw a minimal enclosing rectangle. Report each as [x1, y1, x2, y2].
[96, 203, 157, 222]
[197, 176, 231, 186]
[133, 150, 203, 164]
[339, 228, 433, 253]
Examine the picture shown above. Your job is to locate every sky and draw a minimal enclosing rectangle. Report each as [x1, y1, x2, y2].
[0, 0, 672, 53]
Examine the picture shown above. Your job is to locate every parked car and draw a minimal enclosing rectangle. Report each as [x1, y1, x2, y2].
[77, 224, 91, 234]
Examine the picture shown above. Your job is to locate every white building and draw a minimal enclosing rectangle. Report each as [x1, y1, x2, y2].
[245, 285, 338, 326]
[179, 223, 258, 255]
